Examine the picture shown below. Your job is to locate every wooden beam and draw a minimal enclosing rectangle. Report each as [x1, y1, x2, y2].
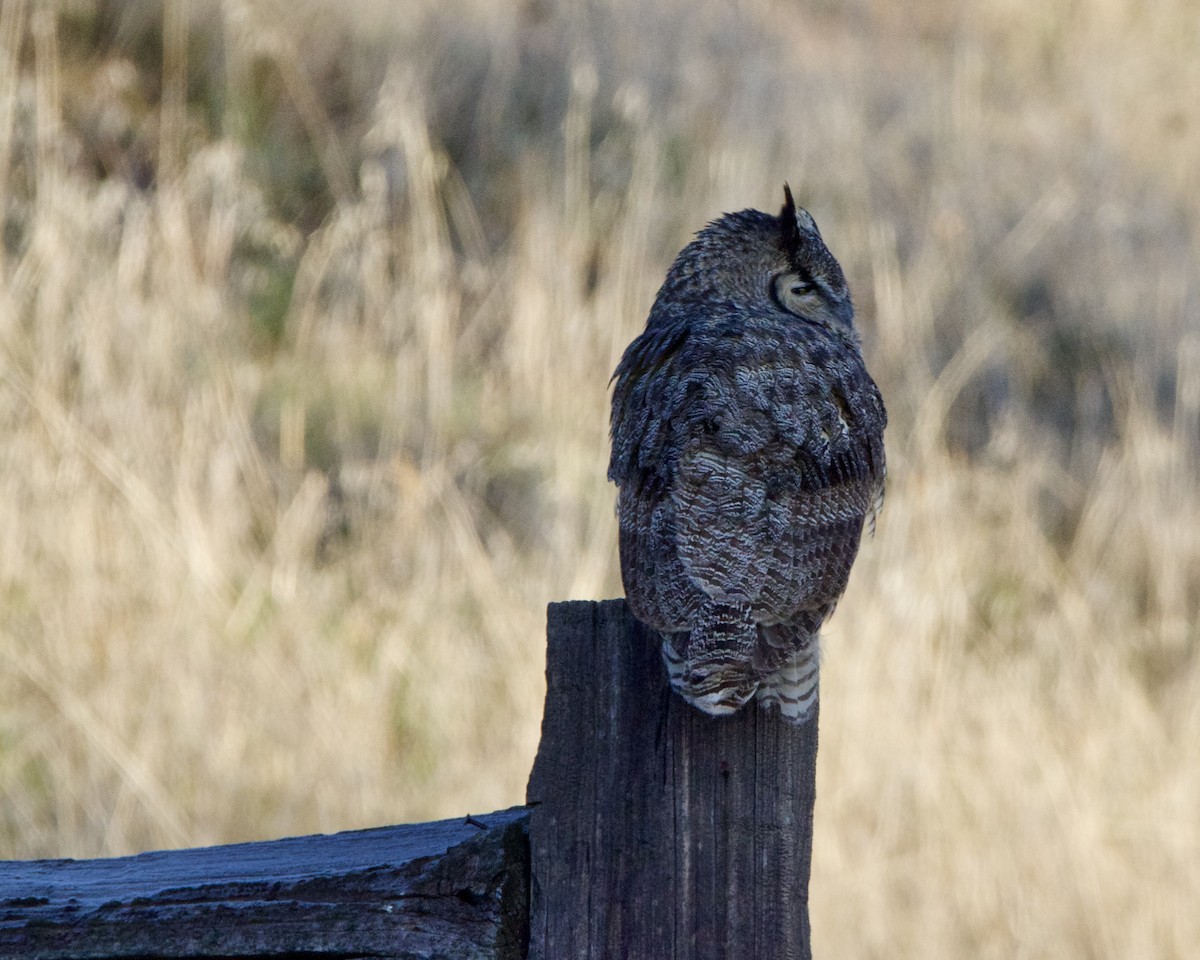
[1, 599, 821, 958]
[527, 599, 818, 960]
[0, 807, 529, 960]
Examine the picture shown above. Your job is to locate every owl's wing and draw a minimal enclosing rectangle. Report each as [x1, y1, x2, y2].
[671, 349, 885, 622]
[609, 323, 693, 630]
[608, 321, 690, 488]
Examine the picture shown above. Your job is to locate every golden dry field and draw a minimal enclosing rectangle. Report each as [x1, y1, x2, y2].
[1, 0, 1198, 955]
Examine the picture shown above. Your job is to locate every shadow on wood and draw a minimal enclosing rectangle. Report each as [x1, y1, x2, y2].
[527, 599, 818, 960]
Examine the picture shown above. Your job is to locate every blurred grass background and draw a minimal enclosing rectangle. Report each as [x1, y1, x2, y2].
[1, 0, 1198, 955]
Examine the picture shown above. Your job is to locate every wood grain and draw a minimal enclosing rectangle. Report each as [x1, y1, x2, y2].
[527, 599, 818, 960]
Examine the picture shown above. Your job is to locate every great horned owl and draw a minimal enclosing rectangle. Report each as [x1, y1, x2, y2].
[608, 185, 886, 725]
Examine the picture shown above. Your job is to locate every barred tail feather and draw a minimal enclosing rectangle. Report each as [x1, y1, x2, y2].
[755, 636, 820, 725]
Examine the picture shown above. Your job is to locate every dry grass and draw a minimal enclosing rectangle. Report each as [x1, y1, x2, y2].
[1, 0, 1198, 955]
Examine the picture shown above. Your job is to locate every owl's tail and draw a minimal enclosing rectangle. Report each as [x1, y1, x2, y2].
[661, 601, 758, 717]
[754, 624, 820, 726]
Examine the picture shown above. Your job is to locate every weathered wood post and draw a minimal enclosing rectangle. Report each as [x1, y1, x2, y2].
[527, 599, 819, 960]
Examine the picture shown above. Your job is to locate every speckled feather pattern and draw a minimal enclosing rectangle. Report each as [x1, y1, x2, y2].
[609, 189, 886, 724]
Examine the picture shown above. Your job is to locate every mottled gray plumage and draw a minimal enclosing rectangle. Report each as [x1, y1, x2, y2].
[609, 186, 886, 724]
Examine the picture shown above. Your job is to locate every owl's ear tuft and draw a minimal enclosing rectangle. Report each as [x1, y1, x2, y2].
[780, 183, 823, 253]
[780, 183, 800, 253]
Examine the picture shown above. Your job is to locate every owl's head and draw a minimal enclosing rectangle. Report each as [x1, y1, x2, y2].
[655, 184, 854, 335]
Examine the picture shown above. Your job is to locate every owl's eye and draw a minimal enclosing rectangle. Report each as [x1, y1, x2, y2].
[770, 272, 822, 317]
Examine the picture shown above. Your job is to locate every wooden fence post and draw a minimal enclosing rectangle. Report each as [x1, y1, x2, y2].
[526, 599, 819, 960]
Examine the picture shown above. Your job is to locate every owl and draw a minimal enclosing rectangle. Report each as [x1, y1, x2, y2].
[608, 185, 886, 725]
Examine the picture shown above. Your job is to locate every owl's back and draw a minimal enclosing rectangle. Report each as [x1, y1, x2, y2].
[612, 313, 884, 628]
